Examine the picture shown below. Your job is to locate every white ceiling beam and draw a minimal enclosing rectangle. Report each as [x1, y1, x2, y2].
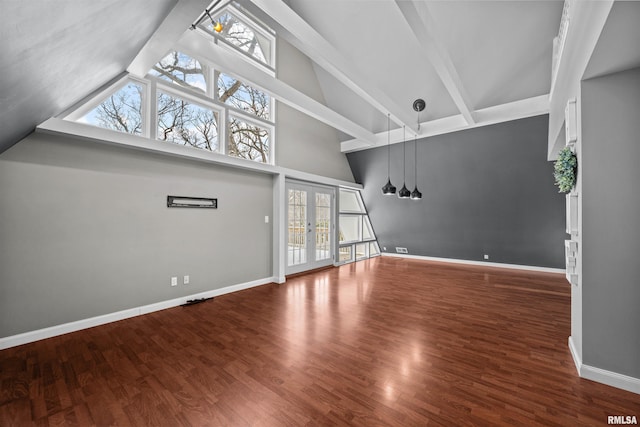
[341, 94, 549, 153]
[394, 0, 477, 126]
[176, 30, 377, 144]
[246, 0, 418, 132]
[127, 0, 212, 77]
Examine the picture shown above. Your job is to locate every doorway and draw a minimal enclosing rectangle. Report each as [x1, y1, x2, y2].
[285, 181, 335, 275]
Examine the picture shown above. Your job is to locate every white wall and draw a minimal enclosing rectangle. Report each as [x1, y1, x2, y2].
[0, 133, 273, 338]
[275, 38, 354, 182]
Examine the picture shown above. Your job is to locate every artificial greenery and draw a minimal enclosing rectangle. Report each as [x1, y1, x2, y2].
[554, 146, 577, 193]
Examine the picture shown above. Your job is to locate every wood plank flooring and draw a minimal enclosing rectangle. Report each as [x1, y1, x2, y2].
[1, 256, 638, 426]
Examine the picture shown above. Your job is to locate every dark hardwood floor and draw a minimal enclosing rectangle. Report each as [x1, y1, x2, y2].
[1, 256, 638, 426]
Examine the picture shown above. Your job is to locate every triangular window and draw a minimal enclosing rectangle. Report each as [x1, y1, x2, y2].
[78, 81, 144, 135]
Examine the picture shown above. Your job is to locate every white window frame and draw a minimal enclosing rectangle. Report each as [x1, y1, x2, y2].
[196, 3, 276, 76]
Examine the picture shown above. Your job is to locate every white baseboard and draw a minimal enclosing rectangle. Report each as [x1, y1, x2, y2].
[0, 276, 277, 350]
[569, 336, 640, 395]
[382, 252, 565, 274]
[568, 335, 582, 374]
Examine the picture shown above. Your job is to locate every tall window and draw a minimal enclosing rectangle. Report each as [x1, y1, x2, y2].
[338, 189, 380, 263]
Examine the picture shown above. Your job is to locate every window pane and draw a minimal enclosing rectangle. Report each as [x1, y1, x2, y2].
[363, 216, 374, 240]
[80, 82, 143, 135]
[229, 116, 270, 163]
[157, 92, 218, 151]
[208, 11, 271, 66]
[315, 192, 332, 262]
[218, 73, 270, 120]
[339, 189, 364, 213]
[369, 242, 380, 256]
[339, 246, 353, 263]
[288, 189, 307, 267]
[339, 215, 361, 243]
[149, 51, 207, 93]
[356, 243, 368, 260]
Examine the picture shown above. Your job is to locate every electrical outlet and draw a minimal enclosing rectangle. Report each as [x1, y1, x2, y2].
[184, 275, 190, 285]
[264, 215, 269, 223]
[484, 254, 490, 260]
[383, 247, 387, 251]
[171, 277, 178, 287]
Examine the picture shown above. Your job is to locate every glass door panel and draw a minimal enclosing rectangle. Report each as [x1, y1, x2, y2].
[287, 188, 307, 267]
[315, 192, 332, 262]
[286, 182, 335, 275]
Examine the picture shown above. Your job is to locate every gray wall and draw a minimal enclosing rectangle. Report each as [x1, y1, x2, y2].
[347, 115, 565, 268]
[0, 133, 273, 338]
[581, 67, 640, 378]
[275, 38, 354, 182]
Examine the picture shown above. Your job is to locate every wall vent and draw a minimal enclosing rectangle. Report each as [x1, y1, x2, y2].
[395, 247, 408, 254]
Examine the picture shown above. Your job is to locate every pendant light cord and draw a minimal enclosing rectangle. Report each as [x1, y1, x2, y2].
[387, 113, 391, 180]
[403, 125, 406, 182]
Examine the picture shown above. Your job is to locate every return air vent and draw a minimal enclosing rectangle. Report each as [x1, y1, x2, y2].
[395, 247, 408, 254]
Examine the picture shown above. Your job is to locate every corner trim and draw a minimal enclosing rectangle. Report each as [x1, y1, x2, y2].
[568, 335, 582, 374]
[382, 253, 565, 274]
[0, 276, 277, 350]
[569, 337, 640, 395]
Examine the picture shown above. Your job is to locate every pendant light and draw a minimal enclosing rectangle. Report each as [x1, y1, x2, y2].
[411, 99, 425, 200]
[398, 125, 411, 199]
[381, 113, 396, 195]
[411, 134, 422, 200]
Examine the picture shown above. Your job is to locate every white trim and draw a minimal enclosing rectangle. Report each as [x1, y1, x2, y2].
[35, 117, 361, 190]
[382, 252, 565, 274]
[581, 365, 640, 396]
[569, 337, 640, 395]
[568, 335, 582, 374]
[341, 95, 549, 153]
[0, 276, 277, 351]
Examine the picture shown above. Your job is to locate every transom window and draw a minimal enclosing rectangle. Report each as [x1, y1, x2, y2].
[79, 81, 144, 136]
[149, 51, 208, 94]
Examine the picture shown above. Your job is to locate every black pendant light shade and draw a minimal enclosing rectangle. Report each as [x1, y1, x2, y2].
[382, 179, 396, 195]
[398, 183, 411, 198]
[382, 113, 396, 195]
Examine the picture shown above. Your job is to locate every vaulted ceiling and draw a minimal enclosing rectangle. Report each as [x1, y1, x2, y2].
[0, 0, 565, 155]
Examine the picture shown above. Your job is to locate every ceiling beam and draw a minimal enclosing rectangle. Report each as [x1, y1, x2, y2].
[341, 94, 549, 153]
[176, 30, 377, 144]
[127, 0, 212, 78]
[245, 0, 418, 132]
[394, 0, 477, 126]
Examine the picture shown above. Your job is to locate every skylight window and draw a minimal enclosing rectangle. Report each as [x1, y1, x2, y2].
[218, 73, 270, 120]
[199, 5, 275, 69]
[149, 51, 207, 93]
[157, 92, 219, 151]
[79, 81, 143, 135]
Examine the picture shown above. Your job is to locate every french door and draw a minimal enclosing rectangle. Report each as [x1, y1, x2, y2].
[286, 181, 335, 275]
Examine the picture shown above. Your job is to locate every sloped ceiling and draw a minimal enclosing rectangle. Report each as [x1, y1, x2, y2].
[1, 0, 566, 155]
[0, 0, 176, 154]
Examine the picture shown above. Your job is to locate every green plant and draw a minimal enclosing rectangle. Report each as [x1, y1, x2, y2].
[554, 146, 577, 193]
